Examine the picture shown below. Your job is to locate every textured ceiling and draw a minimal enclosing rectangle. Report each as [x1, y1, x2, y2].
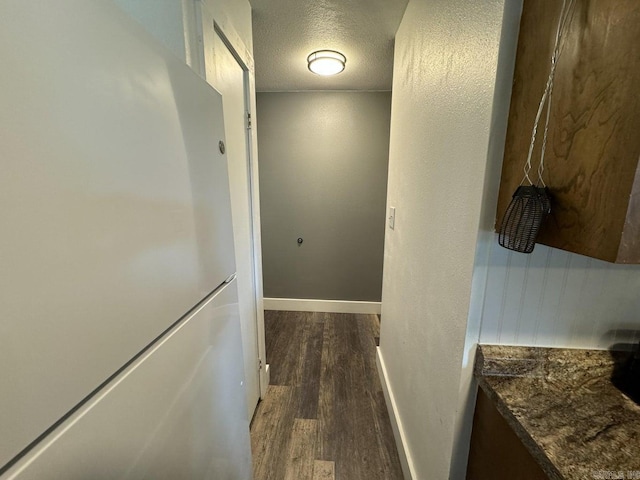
[249, 0, 409, 91]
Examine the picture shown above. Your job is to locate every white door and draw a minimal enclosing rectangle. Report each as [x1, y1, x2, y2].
[207, 29, 261, 419]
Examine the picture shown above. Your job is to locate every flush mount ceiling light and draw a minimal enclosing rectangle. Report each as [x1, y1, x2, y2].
[307, 50, 346, 76]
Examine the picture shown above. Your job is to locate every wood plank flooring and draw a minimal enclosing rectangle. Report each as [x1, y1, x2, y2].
[250, 311, 403, 480]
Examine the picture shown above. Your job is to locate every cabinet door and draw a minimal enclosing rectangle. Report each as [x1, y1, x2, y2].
[467, 389, 549, 480]
[496, 0, 640, 263]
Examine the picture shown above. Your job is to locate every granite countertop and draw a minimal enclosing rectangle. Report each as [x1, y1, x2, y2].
[475, 345, 640, 480]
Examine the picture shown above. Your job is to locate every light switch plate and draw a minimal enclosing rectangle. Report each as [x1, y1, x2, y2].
[389, 207, 396, 229]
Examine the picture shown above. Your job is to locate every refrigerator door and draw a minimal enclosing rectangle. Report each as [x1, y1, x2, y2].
[0, 0, 236, 469]
[3, 279, 252, 480]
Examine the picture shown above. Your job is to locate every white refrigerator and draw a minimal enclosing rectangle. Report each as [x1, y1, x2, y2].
[0, 1, 252, 478]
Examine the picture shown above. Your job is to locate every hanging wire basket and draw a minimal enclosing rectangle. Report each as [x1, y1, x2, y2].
[498, 186, 551, 253]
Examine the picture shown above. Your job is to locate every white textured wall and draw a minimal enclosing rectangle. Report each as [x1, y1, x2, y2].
[449, 1, 524, 477]
[379, 0, 508, 478]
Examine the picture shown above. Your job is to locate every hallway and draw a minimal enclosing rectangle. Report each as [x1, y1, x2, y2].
[250, 311, 403, 480]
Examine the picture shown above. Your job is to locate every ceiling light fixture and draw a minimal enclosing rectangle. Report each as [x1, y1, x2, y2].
[307, 50, 346, 76]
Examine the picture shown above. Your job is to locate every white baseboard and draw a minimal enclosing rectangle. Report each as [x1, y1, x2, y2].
[263, 298, 381, 315]
[377, 347, 416, 480]
[260, 363, 270, 399]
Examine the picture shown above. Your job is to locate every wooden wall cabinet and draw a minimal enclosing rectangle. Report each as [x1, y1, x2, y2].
[496, 0, 640, 263]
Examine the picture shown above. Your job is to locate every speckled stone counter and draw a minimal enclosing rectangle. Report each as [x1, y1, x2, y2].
[475, 345, 640, 480]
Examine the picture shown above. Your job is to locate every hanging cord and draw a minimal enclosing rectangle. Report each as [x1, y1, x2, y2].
[537, 0, 575, 186]
[521, 0, 575, 187]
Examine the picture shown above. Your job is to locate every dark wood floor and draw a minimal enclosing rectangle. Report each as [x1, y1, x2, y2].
[250, 311, 404, 480]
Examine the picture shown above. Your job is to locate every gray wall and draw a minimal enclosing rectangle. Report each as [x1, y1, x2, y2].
[257, 91, 391, 302]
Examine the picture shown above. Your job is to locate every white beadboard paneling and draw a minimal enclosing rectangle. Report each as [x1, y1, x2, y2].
[497, 248, 528, 345]
[479, 234, 640, 349]
[478, 237, 509, 344]
[513, 246, 547, 343]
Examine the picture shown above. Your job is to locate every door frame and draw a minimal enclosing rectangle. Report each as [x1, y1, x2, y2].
[213, 22, 267, 401]
[191, 1, 268, 401]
